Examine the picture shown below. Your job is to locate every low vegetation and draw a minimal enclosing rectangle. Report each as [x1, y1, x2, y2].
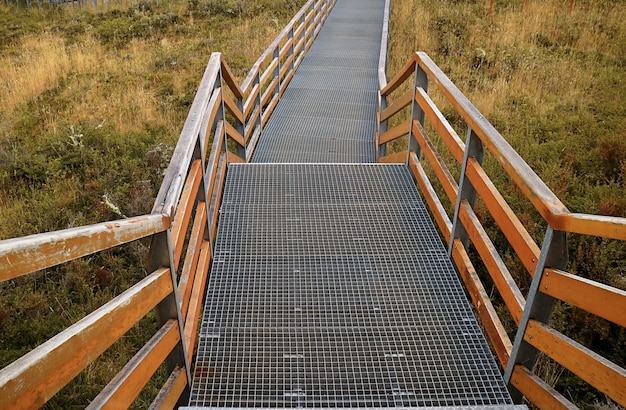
[0, 0, 303, 407]
[0, 0, 624, 408]
[387, 0, 625, 407]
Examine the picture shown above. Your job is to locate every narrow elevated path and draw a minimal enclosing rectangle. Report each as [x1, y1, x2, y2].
[188, 0, 520, 407]
[252, 0, 382, 163]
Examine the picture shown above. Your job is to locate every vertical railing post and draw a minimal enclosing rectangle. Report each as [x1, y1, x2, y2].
[147, 230, 192, 404]
[407, 64, 428, 162]
[504, 227, 568, 402]
[448, 127, 484, 254]
[217, 66, 229, 165]
[378, 94, 388, 158]
[299, 13, 306, 62]
[272, 46, 281, 100]
[288, 27, 295, 73]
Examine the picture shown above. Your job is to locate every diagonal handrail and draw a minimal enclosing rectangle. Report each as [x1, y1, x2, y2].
[0, 0, 335, 407]
[378, 50, 626, 409]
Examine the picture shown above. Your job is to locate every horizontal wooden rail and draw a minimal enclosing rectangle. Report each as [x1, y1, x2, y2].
[171, 159, 203, 271]
[88, 319, 180, 409]
[408, 153, 452, 238]
[0, 213, 169, 282]
[153, 53, 221, 215]
[414, 86, 465, 162]
[0, 268, 172, 409]
[149, 365, 187, 409]
[525, 320, 626, 406]
[178, 203, 207, 319]
[510, 365, 576, 410]
[552, 213, 626, 240]
[541, 268, 626, 328]
[465, 158, 540, 275]
[415, 51, 570, 223]
[450, 239, 512, 367]
[458, 200, 525, 324]
[412, 120, 458, 203]
[380, 50, 626, 410]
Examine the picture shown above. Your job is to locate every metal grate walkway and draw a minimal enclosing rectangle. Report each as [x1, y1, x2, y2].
[251, 0, 382, 163]
[186, 165, 519, 408]
[187, 0, 522, 408]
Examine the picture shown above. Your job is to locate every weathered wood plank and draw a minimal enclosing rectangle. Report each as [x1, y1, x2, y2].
[171, 159, 203, 271]
[380, 53, 417, 96]
[206, 121, 224, 204]
[225, 121, 245, 147]
[148, 365, 187, 410]
[262, 94, 280, 128]
[219, 56, 243, 99]
[153, 53, 221, 215]
[408, 153, 452, 239]
[542, 268, 626, 328]
[377, 150, 407, 163]
[451, 239, 512, 367]
[260, 57, 279, 89]
[209, 153, 227, 240]
[466, 158, 540, 275]
[0, 214, 169, 282]
[416, 52, 569, 224]
[87, 319, 180, 410]
[510, 365, 577, 409]
[243, 82, 260, 119]
[0, 268, 173, 409]
[552, 213, 626, 241]
[201, 88, 223, 158]
[414, 86, 465, 163]
[380, 87, 413, 122]
[261, 77, 279, 107]
[222, 90, 244, 124]
[245, 106, 261, 141]
[379, 120, 410, 145]
[184, 241, 212, 363]
[412, 120, 458, 203]
[524, 320, 626, 406]
[458, 201, 526, 324]
[178, 203, 206, 319]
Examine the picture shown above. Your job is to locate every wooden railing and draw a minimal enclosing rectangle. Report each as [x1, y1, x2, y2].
[0, 0, 334, 407]
[377, 51, 626, 408]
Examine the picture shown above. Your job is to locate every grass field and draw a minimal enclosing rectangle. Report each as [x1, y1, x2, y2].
[0, 0, 624, 407]
[387, 1, 625, 407]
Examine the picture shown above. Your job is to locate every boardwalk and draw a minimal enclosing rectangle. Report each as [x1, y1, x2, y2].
[187, 0, 519, 407]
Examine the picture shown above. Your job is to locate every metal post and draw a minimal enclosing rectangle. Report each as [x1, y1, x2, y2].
[378, 94, 388, 158]
[504, 227, 568, 402]
[407, 65, 428, 161]
[448, 127, 484, 254]
[298, 13, 306, 61]
[147, 230, 192, 403]
[272, 46, 281, 99]
[288, 27, 295, 72]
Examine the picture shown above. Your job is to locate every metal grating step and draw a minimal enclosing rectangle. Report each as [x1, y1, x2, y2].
[187, 164, 516, 408]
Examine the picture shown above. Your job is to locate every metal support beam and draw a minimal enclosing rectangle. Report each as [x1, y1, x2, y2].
[448, 127, 484, 253]
[504, 228, 568, 402]
[407, 65, 428, 160]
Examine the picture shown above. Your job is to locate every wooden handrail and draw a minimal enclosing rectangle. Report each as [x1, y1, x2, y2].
[525, 320, 626, 406]
[380, 51, 626, 409]
[541, 268, 626, 327]
[415, 51, 570, 223]
[0, 268, 172, 409]
[0, 213, 169, 282]
[0, 1, 335, 407]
